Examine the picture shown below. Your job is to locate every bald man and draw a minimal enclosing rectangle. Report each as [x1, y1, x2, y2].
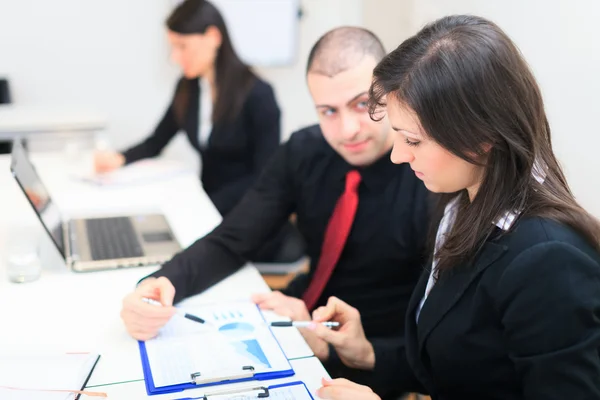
[120, 27, 430, 398]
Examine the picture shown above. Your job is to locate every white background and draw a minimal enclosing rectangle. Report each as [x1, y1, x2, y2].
[1, 0, 598, 216]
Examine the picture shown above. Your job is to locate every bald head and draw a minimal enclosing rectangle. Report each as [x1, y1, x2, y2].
[306, 26, 386, 77]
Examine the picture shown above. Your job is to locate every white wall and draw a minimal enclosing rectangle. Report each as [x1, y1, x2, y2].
[364, 0, 600, 217]
[362, 0, 413, 53]
[0, 0, 180, 153]
[256, 0, 363, 137]
[3, 0, 597, 216]
[0, 0, 362, 170]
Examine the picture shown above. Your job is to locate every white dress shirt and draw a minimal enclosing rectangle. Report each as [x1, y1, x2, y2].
[197, 77, 213, 149]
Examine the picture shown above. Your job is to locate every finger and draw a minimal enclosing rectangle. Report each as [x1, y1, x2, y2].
[122, 315, 161, 341]
[136, 278, 160, 296]
[307, 321, 347, 347]
[251, 291, 273, 304]
[314, 296, 359, 324]
[135, 277, 176, 308]
[312, 296, 344, 322]
[321, 378, 373, 391]
[255, 296, 281, 311]
[270, 306, 294, 319]
[154, 277, 176, 306]
[127, 318, 166, 335]
[317, 385, 375, 400]
[124, 295, 176, 320]
[312, 306, 330, 321]
[256, 298, 282, 311]
[132, 302, 176, 320]
[120, 308, 172, 334]
[128, 328, 157, 342]
[252, 290, 286, 306]
[126, 322, 160, 339]
[254, 292, 287, 311]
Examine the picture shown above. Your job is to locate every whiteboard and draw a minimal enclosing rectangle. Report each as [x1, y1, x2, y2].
[173, 0, 300, 67]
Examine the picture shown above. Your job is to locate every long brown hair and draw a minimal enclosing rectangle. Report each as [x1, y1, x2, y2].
[369, 15, 600, 271]
[168, 0, 256, 126]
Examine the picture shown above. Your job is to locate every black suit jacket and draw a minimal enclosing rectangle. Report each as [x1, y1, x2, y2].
[375, 217, 600, 399]
[123, 77, 281, 216]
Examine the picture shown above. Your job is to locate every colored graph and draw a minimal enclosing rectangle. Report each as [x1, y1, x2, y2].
[218, 318, 271, 369]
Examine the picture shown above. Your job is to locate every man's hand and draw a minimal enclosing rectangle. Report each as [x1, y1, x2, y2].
[120, 277, 177, 341]
[310, 296, 375, 370]
[317, 378, 381, 400]
[252, 291, 310, 320]
[252, 291, 330, 361]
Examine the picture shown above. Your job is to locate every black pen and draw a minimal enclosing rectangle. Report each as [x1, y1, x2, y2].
[142, 297, 212, 326]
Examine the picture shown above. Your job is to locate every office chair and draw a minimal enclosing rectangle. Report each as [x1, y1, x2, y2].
[0, 78, 12, 154]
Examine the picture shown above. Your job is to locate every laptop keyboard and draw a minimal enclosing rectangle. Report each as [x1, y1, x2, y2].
[86, 217, 144, 261]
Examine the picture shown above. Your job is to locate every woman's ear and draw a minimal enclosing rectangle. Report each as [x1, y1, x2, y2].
[205, 25, 222, 49]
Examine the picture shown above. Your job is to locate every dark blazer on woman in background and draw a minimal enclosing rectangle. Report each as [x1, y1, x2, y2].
[122, 77, 281, 217]
[373, 217, 600, 399]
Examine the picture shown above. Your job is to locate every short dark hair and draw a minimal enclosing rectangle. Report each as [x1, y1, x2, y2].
[306, 27, 386, 77]
[369, 15, 600, 271]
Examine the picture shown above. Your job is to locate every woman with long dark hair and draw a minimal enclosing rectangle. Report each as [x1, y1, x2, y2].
[309, 15, 600, 399]
[95, 0, 303, 263]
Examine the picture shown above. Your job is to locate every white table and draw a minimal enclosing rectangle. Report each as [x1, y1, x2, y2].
[0, 153, 326, 399]
[0, 104, 106, 140]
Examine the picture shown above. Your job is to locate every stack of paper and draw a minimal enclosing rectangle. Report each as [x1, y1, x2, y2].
[0, 352, 101, 400]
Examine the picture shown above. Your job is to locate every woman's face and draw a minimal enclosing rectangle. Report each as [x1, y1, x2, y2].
[167, 27, 220, 79]
[386, 99, 485, 200]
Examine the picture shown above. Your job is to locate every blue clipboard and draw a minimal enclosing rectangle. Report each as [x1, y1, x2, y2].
[171, 381, 315, 400]
[138, 303, 295, 396]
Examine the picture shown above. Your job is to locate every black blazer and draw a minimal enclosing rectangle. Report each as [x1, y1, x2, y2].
[122, 77, 281, 216]
[400, 217, 600, 399]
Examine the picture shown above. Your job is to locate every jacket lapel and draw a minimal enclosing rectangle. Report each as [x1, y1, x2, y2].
[405, 268, 432, 388]
[416, 242, 507, 354]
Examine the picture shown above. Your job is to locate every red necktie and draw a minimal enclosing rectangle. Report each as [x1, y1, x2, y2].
[302, 170, 362, 310]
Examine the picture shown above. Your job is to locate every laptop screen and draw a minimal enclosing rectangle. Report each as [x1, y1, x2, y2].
[10, 139, 66, 258]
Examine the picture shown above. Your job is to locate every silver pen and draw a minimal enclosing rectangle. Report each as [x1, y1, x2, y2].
[142, 297, 213, 327]
[270, 321, 339, 328]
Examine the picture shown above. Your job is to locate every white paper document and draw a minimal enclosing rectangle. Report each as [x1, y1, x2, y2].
[206, 382, 313, 399]
[0, 352, 100, 400]
[144, 301, 292, 388]
[73, 159, 191, 187]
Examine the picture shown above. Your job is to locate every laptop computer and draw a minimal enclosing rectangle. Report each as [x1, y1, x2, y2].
[10, 139, 181, 272]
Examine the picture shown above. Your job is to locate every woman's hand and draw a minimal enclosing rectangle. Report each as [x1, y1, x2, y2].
[310, 296, 375, 370]
[317, 378, 381, 400]
[94, 150, 125, 174]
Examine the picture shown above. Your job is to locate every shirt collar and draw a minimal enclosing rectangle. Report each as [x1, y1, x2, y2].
[494, 158, 547, 230]
[445, 195, 518, 232]
[331, 150, 396, 191]
[443, 157, 548, 232]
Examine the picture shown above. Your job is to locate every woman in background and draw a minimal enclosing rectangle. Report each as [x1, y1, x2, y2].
[311, 15, 600, 399]
[95, 0, 304, 263]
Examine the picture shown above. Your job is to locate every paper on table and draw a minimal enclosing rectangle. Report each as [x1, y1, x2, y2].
[73, 159, 191, 187]
[205, 383, 313, 400]
[0, 352, 100, 400]
[144, 301, 291, 388]
[261, 310, 314, 360]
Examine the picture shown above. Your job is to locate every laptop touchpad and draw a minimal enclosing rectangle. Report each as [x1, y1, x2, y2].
[142, 231, 173, 243]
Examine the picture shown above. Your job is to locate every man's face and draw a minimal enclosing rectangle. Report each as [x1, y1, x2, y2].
[307, 57, 393, 167]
